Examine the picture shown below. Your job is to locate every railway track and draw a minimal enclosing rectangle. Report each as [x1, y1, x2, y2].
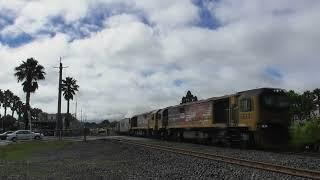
[115, 138, 320, 179]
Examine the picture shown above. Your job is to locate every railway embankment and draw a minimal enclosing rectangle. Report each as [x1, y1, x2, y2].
[109, 136, 320, 172]
[1, 138, 314, 179]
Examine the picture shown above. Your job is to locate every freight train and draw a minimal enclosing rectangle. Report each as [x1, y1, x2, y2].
[115, 88, 290, 148]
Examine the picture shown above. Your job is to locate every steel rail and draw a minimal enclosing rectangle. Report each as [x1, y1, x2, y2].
[115, 139, 320, 179]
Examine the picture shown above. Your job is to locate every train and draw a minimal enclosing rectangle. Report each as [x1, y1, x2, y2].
[115, 88, 290, 148]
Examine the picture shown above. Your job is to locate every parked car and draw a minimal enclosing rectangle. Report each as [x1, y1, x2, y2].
[6, 130, 43, 142]
[0, 131, 14, 140]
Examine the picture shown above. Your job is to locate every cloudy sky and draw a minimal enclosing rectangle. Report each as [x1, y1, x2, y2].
[0, 0, 319, 121]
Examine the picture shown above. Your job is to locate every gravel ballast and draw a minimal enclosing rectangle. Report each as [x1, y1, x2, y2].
[0, 139, 313, 179]
[132, 137, 320, 172]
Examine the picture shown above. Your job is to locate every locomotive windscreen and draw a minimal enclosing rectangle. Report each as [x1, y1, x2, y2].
[261, 94, 289, 110]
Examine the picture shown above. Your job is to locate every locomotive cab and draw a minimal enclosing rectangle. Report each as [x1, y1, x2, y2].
[237, 88, 290, 148]
[257, 89, 290, 148]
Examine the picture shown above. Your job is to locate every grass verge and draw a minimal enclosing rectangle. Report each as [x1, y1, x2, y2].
[0, 141, 71, 160]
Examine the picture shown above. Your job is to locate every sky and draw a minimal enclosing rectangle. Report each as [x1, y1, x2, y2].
[0, 0, 319, 121]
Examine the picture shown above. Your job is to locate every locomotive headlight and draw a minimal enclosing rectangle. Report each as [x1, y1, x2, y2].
[261, 124, 268, 128]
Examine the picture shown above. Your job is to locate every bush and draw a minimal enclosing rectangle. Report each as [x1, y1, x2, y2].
[0, 115, 17, 131]
[290, 118, 320, 149]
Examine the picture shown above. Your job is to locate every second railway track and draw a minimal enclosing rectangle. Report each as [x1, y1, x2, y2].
[114, 138, 320, 179]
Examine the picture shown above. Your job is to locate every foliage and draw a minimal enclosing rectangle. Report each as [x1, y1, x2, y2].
[181, 90, 198, 104]
[83, 119, 115, 128]
[0, 88, 27, 130]
[14, 58, 46, 95]
[313, 88, 320, 114]
[109, 121, 118, 128]
[10, 95, 21, 116]
[62, 77, 79, 129]
[83, 122, 99, 128]
[62, 77, 79, 102]
[0, 115, 17, 130]
[15, 101, 24, 118]
[14, 58, 46, 129]
[100, 120, 110, 127]
[290, 118, 320, 148]
[3, 89, 13, 116]
[286, 89, 319, 121]
[31, 108, 43, 121]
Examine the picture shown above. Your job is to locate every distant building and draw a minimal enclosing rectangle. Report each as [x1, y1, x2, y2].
[35, 112, 81, 130]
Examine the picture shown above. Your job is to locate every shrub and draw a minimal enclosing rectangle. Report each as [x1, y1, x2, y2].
[290, 118, 320, 149]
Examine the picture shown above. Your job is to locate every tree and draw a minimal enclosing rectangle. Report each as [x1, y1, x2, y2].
[109, 121, 118, 128]
[3, 89, 13, 117]
[31, 108, 42, 121]
[99, 119, 110, 128]
[14, 58, 46, 129]
[11, 95, 21, 117]
[181, 90, 198, 104]
[16, 101, 24, 129]
[62, 77, 79, 129]
[287, 90, 302, 121]
[287, 90, 318, 121]
[313, 88, 320, 115]
[301, 91, 315, 119]
[0, 115, 16, 131]
[1, 90, 14, 132]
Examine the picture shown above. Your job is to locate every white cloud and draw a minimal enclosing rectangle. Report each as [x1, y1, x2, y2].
[0, 1, 320, 121]
[134, 0, 199, 28]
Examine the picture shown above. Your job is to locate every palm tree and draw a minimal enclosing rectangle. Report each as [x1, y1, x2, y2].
[16, 102, 25, 129]
[11, 95, 21, 117]
[3, 89, 13, 117]
[62, 77, 79, 129]
[2, 89, 13, 132]
[14, 58, 46, 129]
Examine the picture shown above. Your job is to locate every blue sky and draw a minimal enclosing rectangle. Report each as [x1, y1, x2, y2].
[0, 0, 219, 47]
[0, 0, 319, 120]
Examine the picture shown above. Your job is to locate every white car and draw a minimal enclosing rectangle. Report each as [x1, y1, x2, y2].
[7, 130, 43, 141]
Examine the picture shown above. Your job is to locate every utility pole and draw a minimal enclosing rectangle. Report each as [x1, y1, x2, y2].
[80, 108, 83, 123]
[74, 96, 78, 120]
[84, 113, 87, 142]
[55, 57, 68, 140]
[1, 114, 3, 133]
[28, 110, 31, 131]
[81, 108, 87, 142]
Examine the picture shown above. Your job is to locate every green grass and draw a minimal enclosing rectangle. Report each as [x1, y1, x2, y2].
[0, 141, 71, 160]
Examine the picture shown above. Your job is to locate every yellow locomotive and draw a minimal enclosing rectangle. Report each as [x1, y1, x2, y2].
[124, 88, 290, 148]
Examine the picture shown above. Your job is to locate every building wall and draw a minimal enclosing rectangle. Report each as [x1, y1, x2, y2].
[38, 113, 81, 130]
